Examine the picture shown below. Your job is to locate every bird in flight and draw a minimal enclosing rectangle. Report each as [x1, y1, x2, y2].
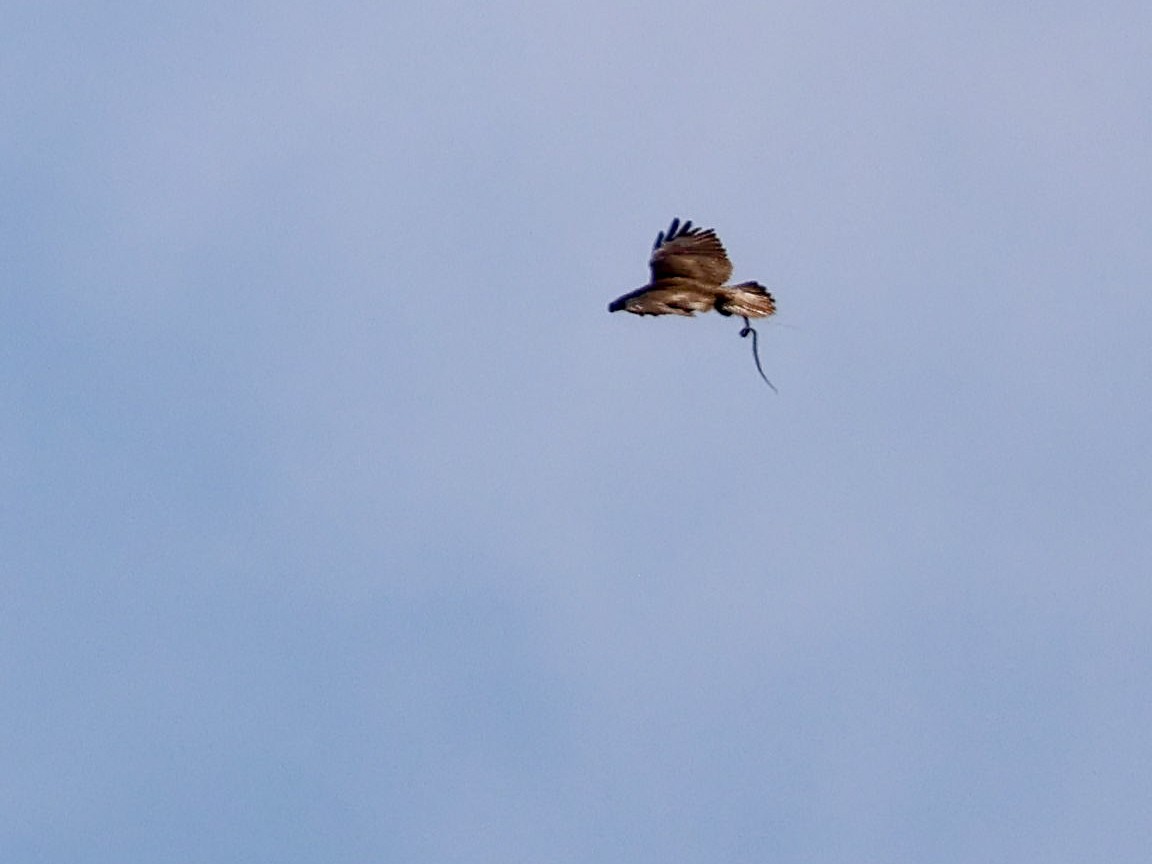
[608, 218, 778, 390]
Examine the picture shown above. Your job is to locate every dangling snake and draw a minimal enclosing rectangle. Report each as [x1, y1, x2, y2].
[739, 317, 777, 393]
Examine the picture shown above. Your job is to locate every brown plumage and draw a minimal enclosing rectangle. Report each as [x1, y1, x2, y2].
[608, 218, 778, 390]
[608, 218, 776, 319]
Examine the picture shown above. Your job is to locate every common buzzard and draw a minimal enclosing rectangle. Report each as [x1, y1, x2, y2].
[608, 218, 778, 390]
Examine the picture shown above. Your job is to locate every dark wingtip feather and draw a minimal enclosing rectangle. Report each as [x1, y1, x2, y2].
[655, 217, 678, 248]
[654, 220, 669, 249]
[654, 217, 704, 249]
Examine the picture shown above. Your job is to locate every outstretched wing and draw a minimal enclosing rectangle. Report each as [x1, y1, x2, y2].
[648, 218, 733, 288]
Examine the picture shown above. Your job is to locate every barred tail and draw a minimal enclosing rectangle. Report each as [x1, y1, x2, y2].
[716, 281, 777, 318]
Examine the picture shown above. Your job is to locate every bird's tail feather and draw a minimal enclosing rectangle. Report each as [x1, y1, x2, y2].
[716, 282, 777, 318]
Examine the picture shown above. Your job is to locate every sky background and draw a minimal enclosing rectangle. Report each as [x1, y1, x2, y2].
[5, 1, 1152, 861]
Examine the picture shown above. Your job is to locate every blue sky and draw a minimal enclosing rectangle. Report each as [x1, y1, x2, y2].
[5, 1, 1152, 861]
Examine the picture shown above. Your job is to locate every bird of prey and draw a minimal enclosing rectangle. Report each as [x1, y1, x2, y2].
[608, 218, 778, 390]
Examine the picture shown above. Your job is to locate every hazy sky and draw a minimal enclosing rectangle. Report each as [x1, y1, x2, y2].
[5, 1, 1152, 861]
